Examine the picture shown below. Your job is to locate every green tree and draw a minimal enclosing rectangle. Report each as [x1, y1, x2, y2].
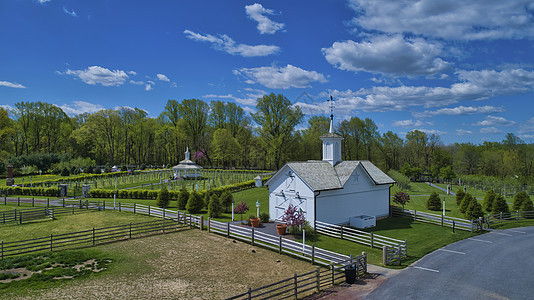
[455, 189, 466, 206]
[520, 198, 534, 218]
[208, 194, 222, 218]
[387, 170, 410, 190]
[426, 192, 442, 211]
[156, 184, 170, 208]
[177, 188, 190, 210]
[482, 190, 496, 212]
[459, 193, 474, 213]
[492, 194, 509, 214]
[251, 93, 304, 170]
[465, 198, 484, 220]
[439, 166, 456, 183]
[212, 128, 241, 168]
[220, 190, 234, 213]
[512, 191, 529, 211]
[186, 191, 204, 213]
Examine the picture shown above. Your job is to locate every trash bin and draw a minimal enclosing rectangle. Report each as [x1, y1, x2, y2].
[345, 265, 356, 284]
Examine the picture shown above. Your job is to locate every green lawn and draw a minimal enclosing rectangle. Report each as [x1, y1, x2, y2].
[0, 210, 157, 243]
[294, 217, 478, 267]
[391, 182, 447, 196]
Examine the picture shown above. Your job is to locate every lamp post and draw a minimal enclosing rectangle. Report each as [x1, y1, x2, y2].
[114, 176, 117, 209]
[256, 200, 260, 218]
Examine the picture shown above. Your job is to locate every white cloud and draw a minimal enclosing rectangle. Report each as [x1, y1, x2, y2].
[59, 101, 103, 116]
[145, 84, 153, 91]
[203, 89, 264, 107]
[130, 80, 144, 85]
[414, 128, 447, 135]
[0, 81, 26, 89]
[233, 64, 327, 89]
[63, 7, 78, 17]
[321, 68, 534, 113]
[348, 0, 534, 40]
[1, 105, 14, 111]
[480, 127, 502, 134]
[157, 74, 170, 82]
[414, 105, 506, 118]
[128, 71, 137, 76]
[245, 3, 285, 34]
[519, 117, 534, 134]
[473, 115, 516, 126]
[456, 129, 473, 135]
[392, 119, 423, 127]
[184, 30, 279, 57]
[323, 35, 450, 76]
[65, 66, 129, 86]
[38, 0, 51, 4]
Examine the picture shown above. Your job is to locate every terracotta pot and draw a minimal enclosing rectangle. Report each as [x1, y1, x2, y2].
[250, 217, 260, 228]
[276, 223, 287, 235]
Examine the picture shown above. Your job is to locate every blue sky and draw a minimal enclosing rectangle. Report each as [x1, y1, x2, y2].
[1, 0, 534, 144]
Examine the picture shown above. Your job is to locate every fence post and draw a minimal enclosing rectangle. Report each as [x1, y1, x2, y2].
[279, 236, 283, 254]
[382, 246, 387, 266]
[517, 210, 519, 221]
[208, 217, 211, 233]
[129, 222, 132, 239]
[119, 202, 121, 212]
[252, 227, 255, 246]
[316, 266, 320, 292]
[47, 198, 49, 208]
[370, 232, 374, 248]
[63, 198, 65, 208]
[441, 214, 444, 227]
[247, 287, 252, 300]
[18, 197, 20, 206]
[92, 228, 95, 246]
[19, 212, 22, 224]
[311, 244, 315, 265]
[32, 197, 34, 207]
[14, 209, 17, 221]
[148, 205, 151, 217]
[1, 240, 3, 260]
[330, 265, 334, 285]
[470, 220, 473, 233]
[50, 233, 53, 252]
[500, 212, 503, 224]
[340, 226, 344, 240]
[200, 215, 203, 231]
[227, 222, 230, 237]
[294, 273, 298, 299]
[134, 203, 136, 214]
[362, 251, 367, 273]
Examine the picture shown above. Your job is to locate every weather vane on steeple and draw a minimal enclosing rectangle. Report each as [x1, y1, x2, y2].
[327, 95, 335, 121]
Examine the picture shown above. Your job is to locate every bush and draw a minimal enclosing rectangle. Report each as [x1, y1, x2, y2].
[520, 198, 534, 218]
[465, 198, 484, 220]
[61, 167, 70, 176]
[513, 191, 529, 211]
[259, 212, 270, 223]
[492, 194, 509, 214]
[156, 185, 170, 208]
[177, 188, 189, 210]
[388, 170, 410, 190]
[208, 194, 222, 218]
[393, 191, 410, 209]
[426, 192, 442, 211]
[482, 190, 496, 212]
[203, 190, 211, 209]
[220, 190, 234, 213]
[455, 189, 466, 206]
[459, 193, 474, 213]
[186, 191, 204, 214]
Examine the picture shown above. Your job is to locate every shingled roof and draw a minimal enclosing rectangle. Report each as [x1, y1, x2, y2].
[267, 160, 395, 192]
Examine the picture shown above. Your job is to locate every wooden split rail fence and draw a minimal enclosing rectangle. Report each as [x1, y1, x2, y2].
[391, 206, 475, 232]
[486, 210, 534, 227]
[0, 206, 88, 225]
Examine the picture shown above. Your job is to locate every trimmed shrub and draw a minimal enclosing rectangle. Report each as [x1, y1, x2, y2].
[492, 194, 509, 214]
[426, 192, 442, 211]
[156, 185, 170, 208]
[61, 167, 70, 176]
[513, 191, 529, 211]
[259, 212, 270, 223]
[186, 191, 203, 214]
[220, 190, 234, 213]
[459, 193, 474, 213]
[482, 190, 496, 212]
[208, 194, 222, 218]
[455, 189, 466, 206]
[465, 198, 484, 220]
[520, 198, 534, 218]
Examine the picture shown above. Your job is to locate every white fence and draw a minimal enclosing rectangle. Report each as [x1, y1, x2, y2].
[315, 220, 407, 259]
[391, 206, 473, 232]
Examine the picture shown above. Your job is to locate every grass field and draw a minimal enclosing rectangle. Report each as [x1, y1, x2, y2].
[1, 229, 315, 299]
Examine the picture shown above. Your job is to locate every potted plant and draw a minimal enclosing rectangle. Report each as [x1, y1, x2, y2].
[276, 223, 287, 235]
[250, 217, 260, 228]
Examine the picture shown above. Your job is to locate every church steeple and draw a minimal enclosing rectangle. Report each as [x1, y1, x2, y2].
[319, 96, 343, 166]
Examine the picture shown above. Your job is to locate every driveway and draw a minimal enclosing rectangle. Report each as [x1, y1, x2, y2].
[367, 226, 534, 299]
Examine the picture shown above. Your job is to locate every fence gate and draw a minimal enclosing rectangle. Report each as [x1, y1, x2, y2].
[383, 245, 402, 266]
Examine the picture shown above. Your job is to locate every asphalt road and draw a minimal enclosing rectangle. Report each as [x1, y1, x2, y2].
[367, 226, 534, 300]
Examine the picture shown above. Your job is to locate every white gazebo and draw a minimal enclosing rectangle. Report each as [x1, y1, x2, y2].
[172, 147, 202, 179]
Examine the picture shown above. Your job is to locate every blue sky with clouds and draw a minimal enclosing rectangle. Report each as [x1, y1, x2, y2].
[1, 0, 534, 144]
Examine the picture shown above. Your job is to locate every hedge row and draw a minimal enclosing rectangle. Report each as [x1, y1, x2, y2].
[1, 186, 59, 197]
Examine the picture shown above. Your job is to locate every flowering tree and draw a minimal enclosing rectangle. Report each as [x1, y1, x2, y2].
[393, 191, 410, 210]
[282, 204, 306, 233]
[193, 150, 207, 161]
[233, 201, 249, 224]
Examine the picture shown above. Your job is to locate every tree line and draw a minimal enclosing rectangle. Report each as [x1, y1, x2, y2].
[0, 94, 533, 183]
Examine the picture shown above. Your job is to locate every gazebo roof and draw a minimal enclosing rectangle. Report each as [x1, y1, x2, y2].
[172, 146, 202, 170]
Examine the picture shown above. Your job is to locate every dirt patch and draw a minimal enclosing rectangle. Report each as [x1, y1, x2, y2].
[13, 229, 316, 299]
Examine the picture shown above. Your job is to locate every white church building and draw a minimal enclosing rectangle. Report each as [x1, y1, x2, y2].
[265, 120, 395, 228]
